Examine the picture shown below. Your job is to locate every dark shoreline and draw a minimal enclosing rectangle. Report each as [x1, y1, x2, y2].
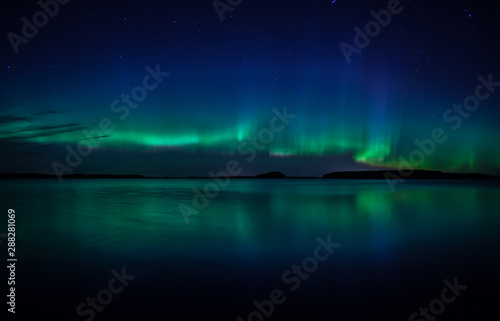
[1, 170, 499, 180]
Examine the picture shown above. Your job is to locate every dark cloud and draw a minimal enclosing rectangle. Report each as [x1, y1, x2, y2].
[34, 110, 59, 116]
[0, 110, 85, 141]
[0, 109, 60, 125]
[0, 115, 31, 124]
[15, 123, 82, 133]
[5, 125, 87, 140]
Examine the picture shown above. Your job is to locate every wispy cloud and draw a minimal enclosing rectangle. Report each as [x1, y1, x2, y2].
[0, 110, 88, 142]
[5, 124, 88, 140]
[0, 115, 31, 124]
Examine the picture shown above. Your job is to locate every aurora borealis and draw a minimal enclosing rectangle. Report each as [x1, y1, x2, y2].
[2, 0, 500, 176]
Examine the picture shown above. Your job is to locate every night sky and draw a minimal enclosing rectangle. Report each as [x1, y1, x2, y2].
[2, 0, 500, 177]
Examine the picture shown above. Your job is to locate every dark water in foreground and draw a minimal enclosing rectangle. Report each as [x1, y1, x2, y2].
[2, 179, 500, 320]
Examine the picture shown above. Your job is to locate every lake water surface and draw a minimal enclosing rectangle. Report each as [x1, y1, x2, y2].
[3, 179, 500, 320]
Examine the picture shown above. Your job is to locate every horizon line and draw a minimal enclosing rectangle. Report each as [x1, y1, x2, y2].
[1, 169, 499, 180]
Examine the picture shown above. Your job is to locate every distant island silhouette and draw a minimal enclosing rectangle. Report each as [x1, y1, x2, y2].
[1, 170, 499, 180]
[255, 171, 286, 178]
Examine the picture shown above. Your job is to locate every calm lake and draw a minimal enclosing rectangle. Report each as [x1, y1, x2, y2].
[3, 179, 500, 320]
